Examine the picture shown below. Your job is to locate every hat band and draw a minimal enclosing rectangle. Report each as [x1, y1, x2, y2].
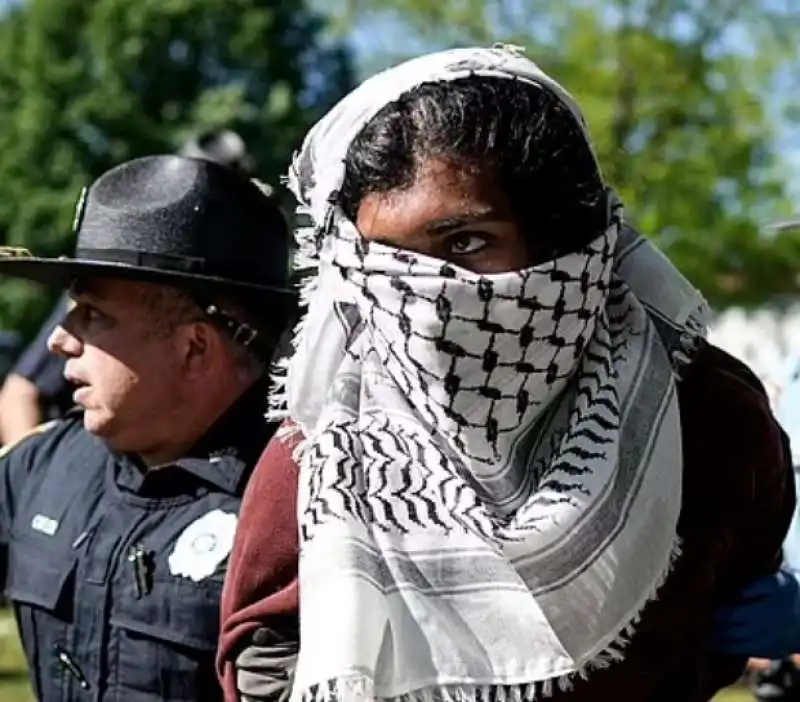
[77, 247, 209, 273]
[75, 247, 263, 283]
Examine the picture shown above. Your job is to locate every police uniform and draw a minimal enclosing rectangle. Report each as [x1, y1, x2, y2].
[0, 382, 276, 701]
[0, 154, 297, 701]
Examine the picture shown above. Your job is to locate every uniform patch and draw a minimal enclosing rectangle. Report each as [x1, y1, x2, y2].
[167, 509, 238, 582]
[31, 514, 59, 536]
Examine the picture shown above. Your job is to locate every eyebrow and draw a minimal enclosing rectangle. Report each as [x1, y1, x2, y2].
[424, 207, 506, 236]
[69, 280, 106, 301]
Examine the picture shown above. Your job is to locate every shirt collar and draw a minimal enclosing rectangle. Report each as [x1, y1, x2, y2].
[115, 379, 275, 496]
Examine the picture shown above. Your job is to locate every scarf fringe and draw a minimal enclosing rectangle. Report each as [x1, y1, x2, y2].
[299, 678, 553, 702]
[567, 534, 683, 684]
[265, 208, 320, 425]
[295, 538, 683, 702]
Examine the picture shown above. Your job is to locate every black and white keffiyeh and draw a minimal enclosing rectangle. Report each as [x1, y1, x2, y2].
[273, 45, 710, 702]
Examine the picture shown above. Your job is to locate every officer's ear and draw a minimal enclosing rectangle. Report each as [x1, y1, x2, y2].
[180, 321, 224, 378]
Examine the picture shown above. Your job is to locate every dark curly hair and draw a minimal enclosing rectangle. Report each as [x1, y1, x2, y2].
[338, 76, 609, 262]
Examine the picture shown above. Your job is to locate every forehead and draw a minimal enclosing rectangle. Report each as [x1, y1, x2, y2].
[70, 277, 155, 305]
[355, 158, 511, 236]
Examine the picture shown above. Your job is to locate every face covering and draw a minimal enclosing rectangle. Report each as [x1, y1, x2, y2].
[272, 44, 709, 702]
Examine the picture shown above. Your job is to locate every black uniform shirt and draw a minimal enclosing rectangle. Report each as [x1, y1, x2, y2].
[0, 381, 276, 701]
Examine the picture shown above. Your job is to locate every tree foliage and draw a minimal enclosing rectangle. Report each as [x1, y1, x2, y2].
[0, 0, 354, 338]
[329, 0, 800, 308]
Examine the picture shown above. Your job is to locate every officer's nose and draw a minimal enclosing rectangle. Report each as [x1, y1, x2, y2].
[48, 324, 83, 358]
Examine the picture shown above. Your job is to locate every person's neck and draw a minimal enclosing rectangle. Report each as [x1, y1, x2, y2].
[137, 377, 258, 469]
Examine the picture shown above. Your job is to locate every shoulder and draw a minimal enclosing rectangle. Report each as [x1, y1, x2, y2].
[0, 410, 92, 474]
[678, 342, 778, 440]
[0, 409, 84, 458]
[0, 414, 86, 514]
[677, 340, 789, 497]
[0, 421, 59, 461]
[243, 423, 301, 502]
[235, 422, 301, 551]
[677, 341, 793, 553]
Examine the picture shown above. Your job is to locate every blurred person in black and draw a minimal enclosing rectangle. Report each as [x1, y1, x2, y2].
[0, 294, 74, 444]
[0, 129, 267, 446]
[748, 359, 800, 701]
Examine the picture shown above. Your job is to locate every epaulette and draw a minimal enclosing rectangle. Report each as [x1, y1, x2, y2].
[0, 420, 58, 460]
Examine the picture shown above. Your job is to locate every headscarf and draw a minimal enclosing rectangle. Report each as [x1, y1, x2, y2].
[272, 45, 710, 702]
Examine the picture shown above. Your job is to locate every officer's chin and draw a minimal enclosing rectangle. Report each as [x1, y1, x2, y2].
[81, 408, 113, 438]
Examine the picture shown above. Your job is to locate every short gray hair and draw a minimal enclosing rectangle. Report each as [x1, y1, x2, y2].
[138, 285, 270, 380]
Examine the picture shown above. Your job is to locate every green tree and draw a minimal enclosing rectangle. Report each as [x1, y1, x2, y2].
[0, 0, 354, 340]
[328, 0, 800, 308]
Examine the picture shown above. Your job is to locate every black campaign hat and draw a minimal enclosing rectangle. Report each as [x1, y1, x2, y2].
[0, 155, 295, 309]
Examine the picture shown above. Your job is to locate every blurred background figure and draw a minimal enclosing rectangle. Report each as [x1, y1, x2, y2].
[179, 129, 258, 178]
[0, 331, 22, 383]
[733, 215, 800, 702]
[0, 129, 266, 447]
[748, 353, 800, 701]
[0, 293, 73, 444]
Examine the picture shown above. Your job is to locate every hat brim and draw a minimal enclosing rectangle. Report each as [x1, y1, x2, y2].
[0, 256, 297, 307]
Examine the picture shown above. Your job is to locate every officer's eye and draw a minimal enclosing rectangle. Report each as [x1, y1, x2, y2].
[81, 305, 106, 323]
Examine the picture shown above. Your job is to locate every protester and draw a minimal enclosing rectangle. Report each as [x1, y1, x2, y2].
[0, 154, 295, 701]
[0, 128, 265, 448]
[218, 45, 794, 702]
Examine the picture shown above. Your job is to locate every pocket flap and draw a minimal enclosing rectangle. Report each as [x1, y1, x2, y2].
[110, 579, 221, 651]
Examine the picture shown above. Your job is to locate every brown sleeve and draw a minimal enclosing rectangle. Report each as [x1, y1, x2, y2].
[217, 425, 301, 702]
[550, 343, 795, 701]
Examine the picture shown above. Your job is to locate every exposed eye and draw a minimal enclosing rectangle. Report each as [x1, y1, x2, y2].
[77, 304, 107, 325]
[447, 232, 489, 256]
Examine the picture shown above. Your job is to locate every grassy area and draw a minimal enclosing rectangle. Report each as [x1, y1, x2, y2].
[717, 688, 757, 702]
[0, 611, 33, 702]
[0, 608, 759, 701]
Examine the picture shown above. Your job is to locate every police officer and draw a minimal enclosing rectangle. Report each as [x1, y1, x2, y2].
[0, 153, 295, 701]
[0, 129, 264, 447]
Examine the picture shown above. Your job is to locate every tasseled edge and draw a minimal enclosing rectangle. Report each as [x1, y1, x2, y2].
[562, 534, 682, 688]
[292, 536, 683, 702]
[296, 678, 552, 702]
[673, 306, 710, 372]
[265, 159, 324, 428]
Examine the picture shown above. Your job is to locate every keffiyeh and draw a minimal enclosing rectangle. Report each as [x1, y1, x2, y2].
[274, 45, 710, 702]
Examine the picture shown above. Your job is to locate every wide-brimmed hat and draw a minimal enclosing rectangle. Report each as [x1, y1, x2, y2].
[0, 155, 295, 312]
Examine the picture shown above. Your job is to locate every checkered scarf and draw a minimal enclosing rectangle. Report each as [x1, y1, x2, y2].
[272, 45, 710, 702]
